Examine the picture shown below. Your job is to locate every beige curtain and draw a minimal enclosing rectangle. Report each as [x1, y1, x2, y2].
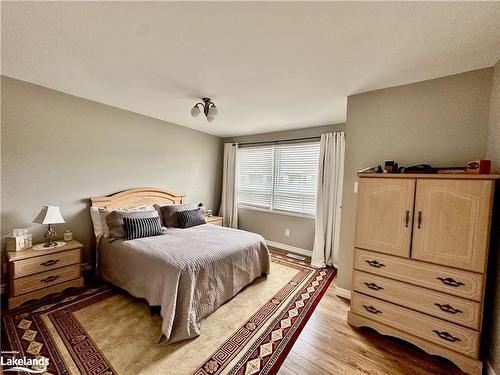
[311, 132, 345, 268]
[219, 143, 238, 228]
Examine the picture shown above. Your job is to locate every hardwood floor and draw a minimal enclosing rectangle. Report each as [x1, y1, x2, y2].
[268, 248, 465, 374]
[280, 280, 466, 375]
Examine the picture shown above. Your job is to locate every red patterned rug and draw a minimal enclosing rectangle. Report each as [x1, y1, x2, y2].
[2, 253, 335, 375]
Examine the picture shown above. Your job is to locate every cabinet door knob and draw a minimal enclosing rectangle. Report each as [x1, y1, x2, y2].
[41, 259, 60, 266]
[364, 282, 384, 291]
[365, 260, 385, 268]
[437, 277, 465, 287]
[405, 210, 410, 228]
[434, 303, 463, 314]
[417, 211, 423, 228]
[433, 330, 461, 342]
[362, 305, 382, 314]
[41, 275, 59, 283]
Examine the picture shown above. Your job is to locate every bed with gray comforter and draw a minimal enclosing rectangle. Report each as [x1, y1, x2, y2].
[98, 223, 271, 344]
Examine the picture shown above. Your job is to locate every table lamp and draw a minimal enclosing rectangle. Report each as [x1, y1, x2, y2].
[33, 206, 65, 248]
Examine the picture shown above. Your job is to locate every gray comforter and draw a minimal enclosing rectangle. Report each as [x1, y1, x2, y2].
[98, 224, 270, 344]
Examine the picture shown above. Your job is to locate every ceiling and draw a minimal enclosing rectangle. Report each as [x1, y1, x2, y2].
[2, 2, 500, 137]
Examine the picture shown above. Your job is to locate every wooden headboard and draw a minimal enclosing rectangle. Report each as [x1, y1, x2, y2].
[90, 188, 186, 209]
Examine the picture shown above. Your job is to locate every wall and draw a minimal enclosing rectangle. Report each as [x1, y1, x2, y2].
[337, 68, 493, 291]
[485, 60, 500, 374]
[1, 76, 223, 267]
[224, 124, 344, 251]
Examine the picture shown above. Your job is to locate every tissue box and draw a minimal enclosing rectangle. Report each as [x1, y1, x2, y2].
[6, 233, 33, 251]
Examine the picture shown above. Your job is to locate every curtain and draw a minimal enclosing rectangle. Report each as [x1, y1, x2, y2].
[219, 143, 238, 228]
[311, 132, 345, 268]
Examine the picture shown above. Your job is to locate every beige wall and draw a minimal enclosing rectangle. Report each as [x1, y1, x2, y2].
[485, 60, 500, 373]
[1, 76, 223, 267]
[224, 124, 345, 251]
[337, 68, 493, 291]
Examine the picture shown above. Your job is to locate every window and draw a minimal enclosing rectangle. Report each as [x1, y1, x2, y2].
[237, 142, 320, 216]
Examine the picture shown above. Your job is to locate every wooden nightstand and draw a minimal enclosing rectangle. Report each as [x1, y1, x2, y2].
[205, 215, 223, 226]
[7, 240, 84, 309]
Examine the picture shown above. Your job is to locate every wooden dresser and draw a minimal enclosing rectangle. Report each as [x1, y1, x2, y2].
[347, 173, 498, 375]
[7, 240, 84, 309]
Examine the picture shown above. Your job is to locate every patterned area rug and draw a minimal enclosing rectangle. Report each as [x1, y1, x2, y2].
[2, 254, 335, 375]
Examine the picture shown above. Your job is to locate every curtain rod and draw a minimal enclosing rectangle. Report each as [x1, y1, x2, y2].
[233, 135, 321, 147]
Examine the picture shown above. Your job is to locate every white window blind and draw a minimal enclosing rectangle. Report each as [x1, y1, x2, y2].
[237, 146, 274, 208]
[237, 141, 320, 216]
[273, 143, 320, 215]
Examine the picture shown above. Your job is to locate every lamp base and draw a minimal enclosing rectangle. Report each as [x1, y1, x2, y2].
[32, 241, 66, 251]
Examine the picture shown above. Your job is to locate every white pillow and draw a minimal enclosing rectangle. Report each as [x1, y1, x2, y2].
[90, 207, 104, 238]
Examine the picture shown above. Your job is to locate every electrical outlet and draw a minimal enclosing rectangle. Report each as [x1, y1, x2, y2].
[354, 181, 358, 193]
[285, 229, 290, 237]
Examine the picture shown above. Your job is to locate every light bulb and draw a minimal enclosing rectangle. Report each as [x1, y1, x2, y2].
[207, 115, 215, 123]
[208, 105, 218, 118]
[191, 105, 201, 117]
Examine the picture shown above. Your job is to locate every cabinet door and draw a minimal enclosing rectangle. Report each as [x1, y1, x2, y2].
[411, 179, 493, 273]
[355, 178, 415, 257]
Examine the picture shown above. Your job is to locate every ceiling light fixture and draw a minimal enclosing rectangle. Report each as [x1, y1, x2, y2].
[191, 97, 218, 122]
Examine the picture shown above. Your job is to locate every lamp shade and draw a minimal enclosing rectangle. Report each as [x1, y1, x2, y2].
[191, 105, 201, 117]
[33, 206, 65, 224]
[208, 105, 218, 118]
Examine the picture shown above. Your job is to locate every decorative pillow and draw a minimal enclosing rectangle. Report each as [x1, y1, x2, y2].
[98, 205, 156, 238]
[123, 216, 163, 240]
[154, 204, 197, 227]
[176, 208, 206, 229]
[106, 208, 159, 239]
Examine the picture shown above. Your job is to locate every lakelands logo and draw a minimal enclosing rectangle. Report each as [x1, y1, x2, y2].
[1, 351, 49, 373]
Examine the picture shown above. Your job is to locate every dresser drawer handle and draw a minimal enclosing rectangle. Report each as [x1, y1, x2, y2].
[365, 260, 385, 268]
[434, 303, 463, 314]
[437, 277, 465, 287]
[364, 282, 384, 291]
[362, 305, 382, 314]
[41, 259, 60, 267]
[433, 330, 461, 342]
[41, 275, 59, 283]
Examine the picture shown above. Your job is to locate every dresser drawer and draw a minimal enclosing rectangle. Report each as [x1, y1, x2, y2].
[12, 249, 81, 279]
[351, 292, 480, 358]
[354, 248, 484, 301]
[353, 270, 482, 330]
[13, 264, 81, 296]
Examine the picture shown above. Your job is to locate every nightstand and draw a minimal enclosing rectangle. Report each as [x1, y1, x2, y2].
[205, 215, 223, 226]
[7, 240, 84, 309]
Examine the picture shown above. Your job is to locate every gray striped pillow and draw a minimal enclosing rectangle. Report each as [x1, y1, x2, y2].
[123, 216, 163, 240]
[175, 208, 206, 228]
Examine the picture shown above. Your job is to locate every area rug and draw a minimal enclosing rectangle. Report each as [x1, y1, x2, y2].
[2, 253, 335, 375]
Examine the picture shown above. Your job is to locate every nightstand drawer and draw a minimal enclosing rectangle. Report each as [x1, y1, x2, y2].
[13, 264, 80, 296]
[12, 248, 80, 279]
[205, 216, 223, 226]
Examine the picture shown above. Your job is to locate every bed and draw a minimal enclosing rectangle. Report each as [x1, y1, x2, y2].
[90, 188, 271, 344]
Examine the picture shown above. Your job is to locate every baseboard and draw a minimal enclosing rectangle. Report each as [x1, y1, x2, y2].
[335, 287, 351, 300]
[265, 240, 312, 257]
[486, 360, 497, 375]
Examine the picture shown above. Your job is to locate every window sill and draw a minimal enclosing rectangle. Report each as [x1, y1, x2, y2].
[238, 205, 315, 219]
